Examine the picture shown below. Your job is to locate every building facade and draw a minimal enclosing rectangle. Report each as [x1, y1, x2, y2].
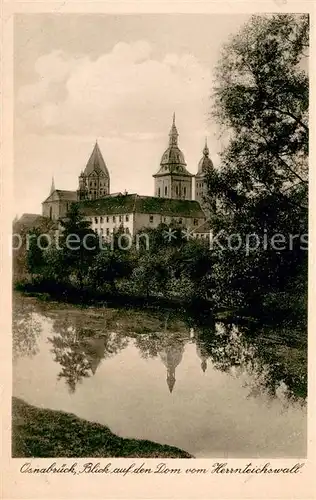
[41, 115, 215, 238]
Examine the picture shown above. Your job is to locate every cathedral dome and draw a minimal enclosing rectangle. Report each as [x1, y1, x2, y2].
[160, 146, 187, 169]
[154, 114, 193, 177]
[196, 139, 214, 177]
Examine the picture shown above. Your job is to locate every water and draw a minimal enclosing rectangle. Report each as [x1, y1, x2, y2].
[13, 293, 307, 458]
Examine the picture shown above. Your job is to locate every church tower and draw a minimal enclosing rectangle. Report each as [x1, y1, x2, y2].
[153, 114, 193, 200]
[77, 141, 110, 201]
[195, 138, 214, 211]
[159, 341, 185, 393]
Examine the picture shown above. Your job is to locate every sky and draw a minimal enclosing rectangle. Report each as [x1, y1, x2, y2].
[14, 13, 251, 216]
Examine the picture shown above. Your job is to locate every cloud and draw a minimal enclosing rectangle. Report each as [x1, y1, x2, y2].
[16, 40, 212, 138]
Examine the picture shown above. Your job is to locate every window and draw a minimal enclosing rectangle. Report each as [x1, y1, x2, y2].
[106, 216, 109, 223]
[126, 227, 130, 235]
[125, 215, 129, 222]
[194, 219, 198, 226]
[49, 206, 52, 219]
[149, 215, 154, 223]
[179, 218, 182, 224]
[94, 217, 98, 224]
[100, 217, 103, 223]
[175, 186, 179, 196]
[113, 216, 116, 222]
[164, 186, 168, 196]
[119, 215, 122, 222]
[158, 188, 161, 197]
[100, 228, 104, 234]
[163, 217, 167, 222]
[106, 228, 110, 235]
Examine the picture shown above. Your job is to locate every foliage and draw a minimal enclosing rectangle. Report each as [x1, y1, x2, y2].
[206, 13, 308, 313]
[58, 204, 100, 288]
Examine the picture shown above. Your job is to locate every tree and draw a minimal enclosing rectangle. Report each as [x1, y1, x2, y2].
[207, 14, 308, 313]
[88, 226, 135, 293]
[211, 14, 308, 207]
[58, 204, 99, 289]
[26, 228, 45, 279]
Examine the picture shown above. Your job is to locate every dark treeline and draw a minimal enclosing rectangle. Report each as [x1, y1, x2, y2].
[14, 207, 217, 312]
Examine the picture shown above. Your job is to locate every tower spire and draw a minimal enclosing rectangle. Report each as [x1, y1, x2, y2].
[169, 112, 178, 146]
[203, 137, 209, 157]
[50, 176, 55, 194]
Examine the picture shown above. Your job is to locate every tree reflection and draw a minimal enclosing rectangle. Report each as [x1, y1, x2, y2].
[13, 298, 42, 360]
[13, 292, 306, 402]
[48, 315, 129, 393]
[191, 320, 307, 403]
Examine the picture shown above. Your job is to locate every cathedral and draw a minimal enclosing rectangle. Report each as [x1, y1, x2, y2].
[42, 115, 214, 238]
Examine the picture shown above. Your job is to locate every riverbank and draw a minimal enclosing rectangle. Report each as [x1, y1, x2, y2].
[12, 398, 192, 458]
[15, 279, 304, 325]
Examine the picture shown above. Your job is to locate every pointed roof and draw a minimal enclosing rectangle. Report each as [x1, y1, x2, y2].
[154, 115, 193, 178]
[196, 138, 214, 177]
[84, 142, 110, 177]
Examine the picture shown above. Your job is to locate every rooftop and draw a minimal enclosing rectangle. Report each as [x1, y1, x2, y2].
[42, 190, 77, 204]
[76, 194, 205, 218]
[83, 142, 109, 177]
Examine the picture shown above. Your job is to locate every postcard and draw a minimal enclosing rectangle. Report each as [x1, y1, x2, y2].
[1, 1, 315, 498]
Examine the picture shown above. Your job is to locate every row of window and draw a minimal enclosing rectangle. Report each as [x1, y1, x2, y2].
[90, 214, 201, 226]
[88, 182, 107, 188]
[98, 227, 131, 236]
[93, 214, 130, 224]
[157, 186, 188, 197]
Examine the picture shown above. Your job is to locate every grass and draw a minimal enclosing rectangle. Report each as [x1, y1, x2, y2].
[12, 398, 192, 458]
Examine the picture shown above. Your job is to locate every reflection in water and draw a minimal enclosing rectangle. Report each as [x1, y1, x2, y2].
[48, 316, 129, 393]
[13, 300, 42, 361]
[13, 296, 307, 402]
[13, 293, 307, 457]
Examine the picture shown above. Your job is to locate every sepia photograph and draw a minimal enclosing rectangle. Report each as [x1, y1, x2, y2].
[11, 11, 308, 461]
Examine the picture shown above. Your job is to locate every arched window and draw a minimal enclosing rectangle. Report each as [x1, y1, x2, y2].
[49, 206, 52, 219]
[175, 186, 178, 196]
[164, 186, 168, 196]
[158, 187, 161, 197]
[183, 187, 187, 197]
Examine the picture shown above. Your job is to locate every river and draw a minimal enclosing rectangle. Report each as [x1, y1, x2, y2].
[12, 292, 307, 458]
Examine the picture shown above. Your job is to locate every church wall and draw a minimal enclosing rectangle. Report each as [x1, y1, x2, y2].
[170, 175, 192, 200]
[155, 175, 192, 200]
[155, 177, 172, 198]
[42, 200, 73, 220]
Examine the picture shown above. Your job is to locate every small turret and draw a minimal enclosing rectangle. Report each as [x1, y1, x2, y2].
[195, 138, 214, 212]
